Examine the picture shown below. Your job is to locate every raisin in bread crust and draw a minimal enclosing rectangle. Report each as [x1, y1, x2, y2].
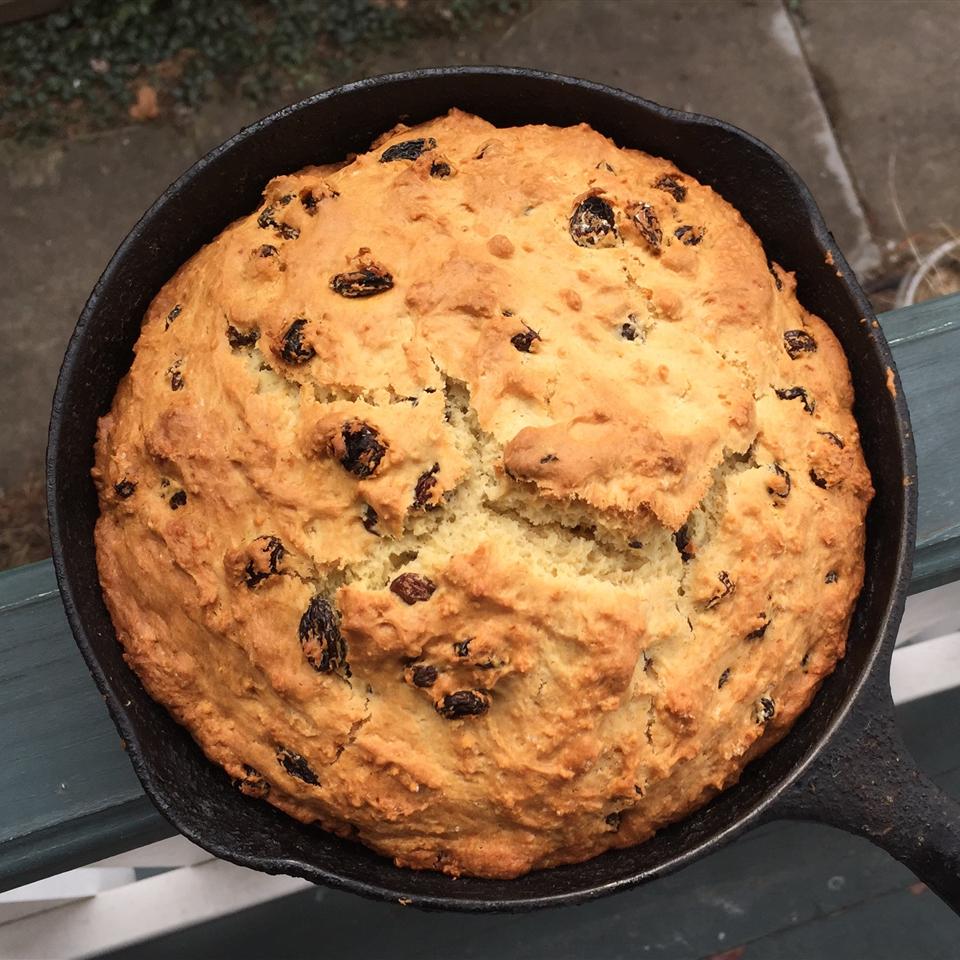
[93, 110, 873, 879]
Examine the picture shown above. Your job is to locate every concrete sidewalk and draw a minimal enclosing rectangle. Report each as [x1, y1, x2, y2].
[1, 0, 958, 563]
[493, 0, 880, 271]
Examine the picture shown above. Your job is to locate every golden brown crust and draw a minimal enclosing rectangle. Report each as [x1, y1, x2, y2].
[93, 110, 873, 879]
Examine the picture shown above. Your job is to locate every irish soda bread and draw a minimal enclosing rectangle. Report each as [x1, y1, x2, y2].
[94, 110, 873, 878]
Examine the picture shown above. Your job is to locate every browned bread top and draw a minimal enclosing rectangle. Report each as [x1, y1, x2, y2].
[94, 110, 872, 878]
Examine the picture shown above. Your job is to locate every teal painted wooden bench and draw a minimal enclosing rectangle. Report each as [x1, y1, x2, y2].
[1, 293, 959, 902]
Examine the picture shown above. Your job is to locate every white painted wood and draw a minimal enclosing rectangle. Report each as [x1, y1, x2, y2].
[896, 580, 960, 649]
[0, 867, 135, 927]
[90, 835, 210, 869]
[0, 836, 209, 923]
[0, 900, 88, 926]
[0, 859, 311, 959]
[0, 869, 135, 904]
[890, 631, 960, 705]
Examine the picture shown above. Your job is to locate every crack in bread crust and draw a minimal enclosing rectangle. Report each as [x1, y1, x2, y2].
[93, 110, 873, 879]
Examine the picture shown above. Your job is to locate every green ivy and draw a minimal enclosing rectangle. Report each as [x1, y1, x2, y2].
[0, 0, 526, 141]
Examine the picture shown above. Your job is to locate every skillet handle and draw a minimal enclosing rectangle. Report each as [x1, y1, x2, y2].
[774, 685, 960, 913]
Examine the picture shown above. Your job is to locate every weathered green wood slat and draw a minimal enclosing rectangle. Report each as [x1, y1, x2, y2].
[0, 294, 957, 895]
[881, 294, 960, 593]
[0, 562, 175, 892]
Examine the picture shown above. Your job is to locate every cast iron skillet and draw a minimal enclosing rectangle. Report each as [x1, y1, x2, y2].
[47, 67, 960, 913]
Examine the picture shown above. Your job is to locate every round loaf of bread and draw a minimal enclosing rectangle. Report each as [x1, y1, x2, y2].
[94, 110, 873, 879]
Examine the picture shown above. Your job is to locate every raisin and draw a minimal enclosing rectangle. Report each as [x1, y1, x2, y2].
[277, 222, 299, 240]
[511, 323, 541, 352]
[706, 571, 735, 609]
[277, 194, 294, 206]
[628, 202, 662, 252]
[234, 764, 270, 798]
[604, 811, 622, 831]
[783, 329, 817, 359]
[244, 535, 285, 588]
[437, 690, 489, 719]
[297, 186, 336, 214]
[430, 159, 452, 178]
[330, 265, 394, 298]
[226, 325, 260, 349]
[299, 596, 349, 676]
[169, 490, 187, 509]
[453, 639, 471, 657]
[257, 205, 299, 240]
[169, 366, 184, 391]
[413, 463, 440, 510]
[767, 463, 792, 499]
[412, 664, 438, 688]
[755, 697, 776, 724]
[258, 244, 278, 258]
[768, 262, 783, 290]
[340, 421, 387, 478]
[775, 386, 815, 414]
[718, 668, 731, 689]
[390, 573, 437, 604]
[362, 505, 379, 535]
[380, 138, 437, 162]
[819, 431, 845, 448]
[673, 524, 695, 562]
[745, 619, 770, 641]
[279, 318, 314, 365]
[540, 454, 559, 464]
[277, 748, 319, 785]
[654, 174, 686, 202]
[674, 225, 705, 245]
[621, 321, 639, 341]
[114, 479, 136, 499]
[628, 539, 643, 549]
[569, 196, 618, 248]
[809, 469, 830, 489]
[165, 304, 181, 330]
[825, 570, 838, 584]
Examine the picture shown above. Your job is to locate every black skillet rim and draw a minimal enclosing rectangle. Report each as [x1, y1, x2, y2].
[47, 65, 918, 912]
